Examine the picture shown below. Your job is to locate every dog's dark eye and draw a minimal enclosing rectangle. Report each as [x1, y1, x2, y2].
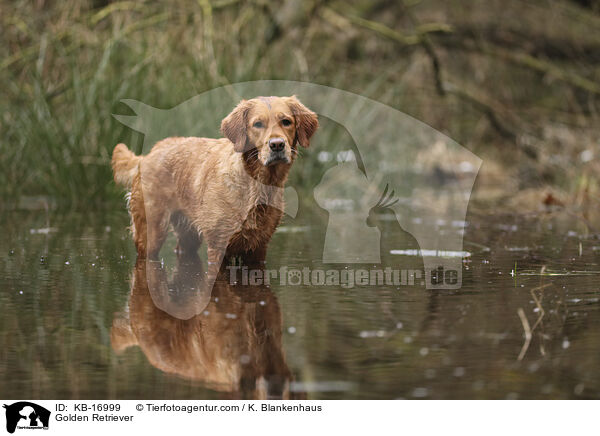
[253, 121, 264, 128]
[281, 119, 292, 127]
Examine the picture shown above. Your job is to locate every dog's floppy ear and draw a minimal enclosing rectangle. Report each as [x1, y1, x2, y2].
[286, 96, 318, 148]
[221, 99, 253, 152]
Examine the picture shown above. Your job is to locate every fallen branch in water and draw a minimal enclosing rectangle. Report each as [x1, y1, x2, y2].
[517, 307, 532, 361]
[518, 282, 552, 360]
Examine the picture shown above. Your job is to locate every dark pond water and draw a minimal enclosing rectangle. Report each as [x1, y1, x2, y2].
[1, 207, 600, 399]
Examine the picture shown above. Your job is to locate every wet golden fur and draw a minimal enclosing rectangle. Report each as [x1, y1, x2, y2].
[111, 96, 318, 263]
[111, 257, 298, 399]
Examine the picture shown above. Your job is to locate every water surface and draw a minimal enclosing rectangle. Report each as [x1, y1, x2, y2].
[1, 208, 599, 399]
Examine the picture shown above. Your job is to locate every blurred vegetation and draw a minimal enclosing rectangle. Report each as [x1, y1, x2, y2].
[1, 0, 600, 210]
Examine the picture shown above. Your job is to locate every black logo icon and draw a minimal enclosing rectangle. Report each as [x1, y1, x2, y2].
[3, 402, 50, 434]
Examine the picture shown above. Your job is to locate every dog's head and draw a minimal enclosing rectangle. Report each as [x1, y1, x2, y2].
[221, 96, 318, 166]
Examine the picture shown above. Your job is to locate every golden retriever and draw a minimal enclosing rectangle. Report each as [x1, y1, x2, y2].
[111, 96, 318, 264]
[111, 256, 298, 399]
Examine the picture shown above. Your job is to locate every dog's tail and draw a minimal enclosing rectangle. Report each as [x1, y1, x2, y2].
[112, 143, 141, 188]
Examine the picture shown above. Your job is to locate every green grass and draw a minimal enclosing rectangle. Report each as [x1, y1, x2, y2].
[1, 0, 599, 210]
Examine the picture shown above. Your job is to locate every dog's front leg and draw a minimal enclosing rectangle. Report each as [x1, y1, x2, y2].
[206, 240, 228, 277]
[145, 210, 171, 260]
[246, 245, 268, 266]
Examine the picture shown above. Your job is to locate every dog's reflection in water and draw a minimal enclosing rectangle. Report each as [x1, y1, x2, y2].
[111, 255, 298, 399]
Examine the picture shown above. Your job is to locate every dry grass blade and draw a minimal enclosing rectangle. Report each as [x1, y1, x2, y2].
[517, 307, 532, 361]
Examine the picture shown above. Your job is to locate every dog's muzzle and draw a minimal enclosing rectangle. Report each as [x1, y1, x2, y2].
[265, 152, 289, 166]
[265, 138, 289, 166]
[269, 137, 285, 152]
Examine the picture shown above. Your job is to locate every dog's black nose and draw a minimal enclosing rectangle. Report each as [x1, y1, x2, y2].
[269, 138, 285, 152]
